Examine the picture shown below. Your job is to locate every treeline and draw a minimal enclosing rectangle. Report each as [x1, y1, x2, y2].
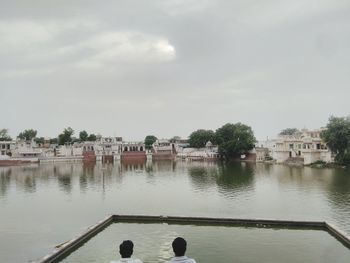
[188, 122, 256, 159]
[321, 116, 350, 166]
[144, 123, 256, 159]
[2, 116, 350, 165]
[0, 127, 97, 145]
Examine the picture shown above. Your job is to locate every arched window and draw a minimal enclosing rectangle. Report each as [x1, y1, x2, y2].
[140, 146, 143, 151]
[124, 147, 128, 151]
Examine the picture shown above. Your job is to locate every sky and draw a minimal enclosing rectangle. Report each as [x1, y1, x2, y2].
[1, 0, 350, 141]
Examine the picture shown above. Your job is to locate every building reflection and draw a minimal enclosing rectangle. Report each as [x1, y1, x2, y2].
[0, 168, 11, 198]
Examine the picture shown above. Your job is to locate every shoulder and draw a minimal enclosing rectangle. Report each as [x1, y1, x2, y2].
[188, 259, 197, 263]
[133, 259, 143, 263]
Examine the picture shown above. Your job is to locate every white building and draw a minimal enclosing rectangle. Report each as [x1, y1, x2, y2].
[177, 141, 219, 160]
[11, 139, 43, 158]
[0, 141, 16, 156]
[272, 128, 333, 165]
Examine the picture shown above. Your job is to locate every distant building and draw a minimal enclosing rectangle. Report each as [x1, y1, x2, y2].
[0, 141, 15, 157]
[12, 139, 42, 158]
[152, 139, 176, 160]
[121, 142, 146, 161]
[271, 128, 333, 165]
[177, 141, 219, 161]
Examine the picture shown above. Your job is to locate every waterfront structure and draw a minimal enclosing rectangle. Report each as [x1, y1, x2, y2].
[254, 147, 270, 162]
[262, 128, 333, 165]
[121, 142, 147, 161]
[0, 141, 15, 157]
[0, 139, 42, 164]
[95, 137, 122, 163]
[177, 141, 219, 161]
[11, 139, 43, 158]
[56, 144, 82, 157]
[152, 139, 177, 160]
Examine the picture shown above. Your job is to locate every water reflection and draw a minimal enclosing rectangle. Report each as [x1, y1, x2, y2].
[327, 168, 350, 224]
[0, 168, 11, 198]
[187, 162, 255, 194]
[1, 161, 350, 262]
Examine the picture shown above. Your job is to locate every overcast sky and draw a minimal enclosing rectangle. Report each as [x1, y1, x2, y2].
[1, 0, 349, 141]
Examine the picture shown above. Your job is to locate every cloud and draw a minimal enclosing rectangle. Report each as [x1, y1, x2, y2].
[159, 0, 215, 16]
[75, 31, 176, 69]
[0, 19, 176, 77]
[232, 0, 350, 29]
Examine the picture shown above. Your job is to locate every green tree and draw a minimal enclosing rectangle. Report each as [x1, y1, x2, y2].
[18, 129, 37, 141]
[279, 128, 299, 135]
[50, 138, 58, 144]
[321, 116, 350, 165]
[188, 129, 215, 148]
[87, 134, 97, 141]
[79, 130, 88, 141]
[58, 127, 74, 145]
[0, 129, 12, 141]
[145, 135, 157, 149]
[215, 123, 256, 159]
[34, 137, 45, 145]
[169, 136, 181, 143]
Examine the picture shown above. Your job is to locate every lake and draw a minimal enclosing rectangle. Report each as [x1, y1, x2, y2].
[0, 161, 349, 262]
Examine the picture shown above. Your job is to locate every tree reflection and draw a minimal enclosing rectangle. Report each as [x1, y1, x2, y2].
[188, 162, 255, 193]
[57, 173, 72, 194]
[216, 162, 255, 190]
[327, 168, 350, 225]
[0, 168, 11, 198]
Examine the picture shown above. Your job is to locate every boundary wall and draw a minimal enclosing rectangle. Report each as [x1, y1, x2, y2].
[38, 215, 350, 263]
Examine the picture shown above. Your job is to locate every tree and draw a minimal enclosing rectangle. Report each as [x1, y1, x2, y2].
[58, 127, 74, 145]
[34, 137, 45, 145]
[145, 135, 157, 150]
[18, 129, 37, 141]
[79, 130, 88, 141]
[169, 136, 181, 143]
[87, 134, 97, 141]
[215, 123, 256, 159]
[0, 129, 12, 141]
[321, 116, 350, 165]
[188, 129, 215, 148]
[279, 128, 299, 136]
[50, 138, 58, 144]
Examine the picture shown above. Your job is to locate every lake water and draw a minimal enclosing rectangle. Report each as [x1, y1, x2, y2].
[61, 223, 350, 263]
[0, 161, 350, 262]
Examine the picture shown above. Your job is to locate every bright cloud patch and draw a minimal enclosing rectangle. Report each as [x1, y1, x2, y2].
[77, 31, 176, 68]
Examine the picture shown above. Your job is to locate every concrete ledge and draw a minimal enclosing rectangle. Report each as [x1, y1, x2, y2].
[39, 156, 83, 163]
[38, 215, 350, 263]
[38, 215, 114, 263]
[325, 222, 350, 249]
[113, 215, 326, 229]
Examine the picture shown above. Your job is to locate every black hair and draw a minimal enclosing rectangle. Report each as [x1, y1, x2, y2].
[119, 240, 134, 258]
[172, 237, 187, 257]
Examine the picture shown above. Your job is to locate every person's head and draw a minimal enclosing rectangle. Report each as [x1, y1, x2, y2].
[172, 237, 187, 257]
[119, 240, 134, 258]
